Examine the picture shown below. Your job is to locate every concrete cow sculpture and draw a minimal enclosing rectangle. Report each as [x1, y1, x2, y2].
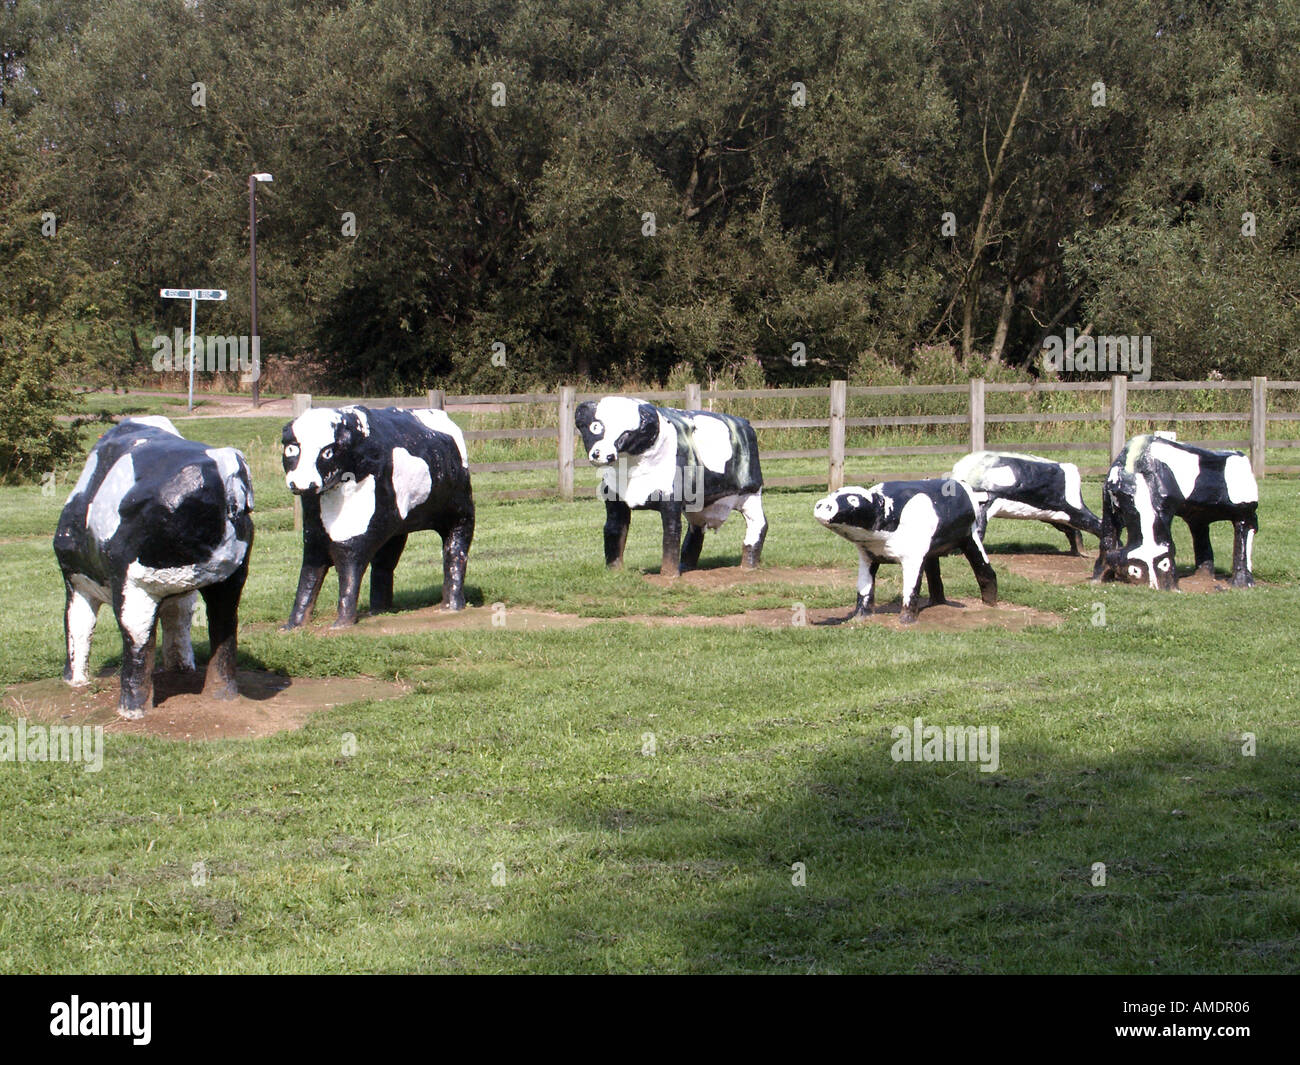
[53, 417, 254, 718]
[282, 405, 474, 628]
[1092, 432, 1258, 590]
[814, 479, 998, 623]
[575, 396, 767, 577]
[951, 451, 1102, 554]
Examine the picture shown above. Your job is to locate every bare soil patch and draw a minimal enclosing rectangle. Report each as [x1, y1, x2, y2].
[995, 549, 1258, 593]
[2, 669, 406, 740]
[643, 564, 845, 590]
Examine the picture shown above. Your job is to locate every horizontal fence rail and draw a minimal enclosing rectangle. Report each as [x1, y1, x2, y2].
[287, 376, 1297, 520]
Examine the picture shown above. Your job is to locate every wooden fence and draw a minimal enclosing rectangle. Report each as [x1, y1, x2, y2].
[290, 376, 1300, 522]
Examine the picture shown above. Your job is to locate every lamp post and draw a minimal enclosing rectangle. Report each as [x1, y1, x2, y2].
[248, 171, 273, 407]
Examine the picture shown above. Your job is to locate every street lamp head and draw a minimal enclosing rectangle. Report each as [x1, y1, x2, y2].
[251, 172, 273, 183]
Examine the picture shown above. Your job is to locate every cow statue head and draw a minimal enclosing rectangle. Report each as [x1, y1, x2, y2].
[575, 398, 661, 466]
[282, 407, 370, 495]
[813, 487, 891, 534]
[1096, 470, 1177, 589]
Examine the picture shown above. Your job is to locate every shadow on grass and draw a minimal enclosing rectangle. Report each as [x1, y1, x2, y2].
[526, 734, 1295, 974]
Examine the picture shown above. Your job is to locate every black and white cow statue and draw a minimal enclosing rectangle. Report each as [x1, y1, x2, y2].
[53, 417, 254, 718]
[951, 450, 1102, 554]
[814, 479, 998, 623]
[575, 396, 767, 577]
[281, 405, 474, 628]
[1092, 432, 1258, 590]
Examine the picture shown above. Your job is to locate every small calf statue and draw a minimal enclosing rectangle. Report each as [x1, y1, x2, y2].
[814, 479, 998, 624]
[951, 450, 1102, 554]
[53, 417, 254, 718]
[1092, 432, 1258, 590]
[282, 405, 474, 628]
[575, 396, 767, 577]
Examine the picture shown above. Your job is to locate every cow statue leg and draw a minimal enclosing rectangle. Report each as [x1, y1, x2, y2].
[1052, 522, 1083, 556]
[115, 582, 162, 719]
[960, 535, 999, 607]
[680, 523, 706, 572]
[158, 591, 198, 672]
[370, 533, 407, 614]
[924, 556, 947, 605]
[603, 500, 631, 569]
[1092, 487, 1121, 582]
[658, 500, 684, 578]
[201, 562, 247, 700]
[848, 549, 879, 621]
[1188, 521, 1215, 577]
[333, 556, 366, 628]
[284, 497, 332, 630]
[739, 492, 767, 568]
[440, 512, 474, 611]
[898, 553, 927, 624]
[1230, 513, 1257, 588]
[62, 578, 103, 687]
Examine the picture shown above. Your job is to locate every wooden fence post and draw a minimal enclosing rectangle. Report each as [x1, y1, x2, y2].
[969, 377, 985, 453]
[1251, 375, 1267, 479]
[426, 388, 445, 410]
[558, 386, 576, 501]
[1109, 375, 1127, 459]
[292, 393, 311, 531]
[828, 380, 847, 491]
[686, 382, 702, 410]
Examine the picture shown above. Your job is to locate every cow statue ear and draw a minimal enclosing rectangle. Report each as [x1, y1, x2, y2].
[575, 401, 597, 429]
[636, 402, 658, 437]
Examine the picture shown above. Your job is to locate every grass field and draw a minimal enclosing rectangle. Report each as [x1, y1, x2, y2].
[1, 414, 1297, 973]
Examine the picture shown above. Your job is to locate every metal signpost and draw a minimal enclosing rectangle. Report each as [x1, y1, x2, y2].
[159, 288, 227, 411]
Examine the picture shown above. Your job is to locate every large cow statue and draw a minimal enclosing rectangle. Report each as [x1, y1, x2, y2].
[1092, 432, 1258, 590]
[814, 479, 998, 623]
[575, 397, 767, 577]
[951, 451, 1102, 554]
[53, 417, 254, 718]
[282, 405, 474, 628]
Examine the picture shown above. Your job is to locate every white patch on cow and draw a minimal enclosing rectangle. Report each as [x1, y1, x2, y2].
[689, 414, 733, 473]
[600, 415, 677, 508]
[87, 453, 136, 544]
[286, 408, 343, 492]
[321, 473, 377, 542]
[391, 446, 433, 519]
[1150, 441, 1200, 497]
[66, 451, 98, 504]
[1062, 463, 1084, 509]
[124, 415, 181, 436]
[857, 547, 875, 599]
[158, 592, 197, 672]
[1245, 527, 1255, 571]
[982, 465, 1018, 489]
[118, 581, 162, 650]
[739, 492, 766, 547]
[411, 409, 469, 468]
[1126, 476, 1165, 588]
[341, 406, 370, 436]
[1223, 454, 1257, 504]
[986, 497, 1072, 524]
[207, 447, 253, 513]
[64, 575, 107, 686]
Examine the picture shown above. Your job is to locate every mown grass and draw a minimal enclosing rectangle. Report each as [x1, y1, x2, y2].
[1, 415, 1297, 973]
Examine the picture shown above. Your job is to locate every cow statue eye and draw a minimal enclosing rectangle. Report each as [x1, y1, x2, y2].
[283, 444, 299, 458]
[1157, 558, 1171, 572]
[321, 446, 334, 461]
[589, 420, 603, 435]
[847, 495, 861, 508]
[1128, 565, 1142, 580]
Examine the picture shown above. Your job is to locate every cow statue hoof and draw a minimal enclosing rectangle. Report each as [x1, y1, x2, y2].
[815, 480, 998, 625]
[282, 405, 475, 631]
[575, 397, 767, 578]
[53, 417, 253, 719]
